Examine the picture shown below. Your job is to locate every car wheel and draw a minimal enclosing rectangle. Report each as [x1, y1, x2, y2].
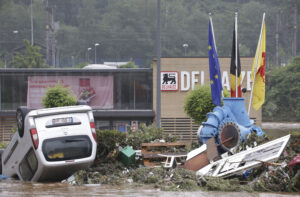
[16, 106, 29, 138]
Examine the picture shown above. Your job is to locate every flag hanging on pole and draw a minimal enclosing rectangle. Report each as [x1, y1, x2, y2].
[208, 17, 223, 106]
[230, 19, 242, 97]
[251, 16, 266, 110]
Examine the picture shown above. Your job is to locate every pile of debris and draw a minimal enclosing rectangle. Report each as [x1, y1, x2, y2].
[67, 131, 299, 192]
[66, 98, 300, 192]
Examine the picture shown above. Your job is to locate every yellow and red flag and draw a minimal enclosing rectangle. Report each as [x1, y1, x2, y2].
[251, 18, 266, 110]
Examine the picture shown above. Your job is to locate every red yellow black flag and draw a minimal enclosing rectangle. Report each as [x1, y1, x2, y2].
[230, 21, 242, 97]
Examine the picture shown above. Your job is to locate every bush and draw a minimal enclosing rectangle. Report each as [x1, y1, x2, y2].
[96, 130, 126, 160]
[126, 124, 164, 149]
[184, 84, 229, 124]
[42, 83, 77, 108]
[0, 142, 8, 149]
[96, 124, 174, 160]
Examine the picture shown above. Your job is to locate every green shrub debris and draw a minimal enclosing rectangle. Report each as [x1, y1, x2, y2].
[71, 126, 300, 193]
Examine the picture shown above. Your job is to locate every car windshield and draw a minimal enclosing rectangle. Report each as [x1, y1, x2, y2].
[42, 135, 92, 161]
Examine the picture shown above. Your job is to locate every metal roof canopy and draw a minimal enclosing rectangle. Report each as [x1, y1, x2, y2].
[0, 68, 152, 76]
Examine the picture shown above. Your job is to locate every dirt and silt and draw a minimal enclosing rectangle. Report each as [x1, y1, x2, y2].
[68, 126, 300, 193]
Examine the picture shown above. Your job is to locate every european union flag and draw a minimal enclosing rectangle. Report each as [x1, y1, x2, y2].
[208, 19, 223, 106]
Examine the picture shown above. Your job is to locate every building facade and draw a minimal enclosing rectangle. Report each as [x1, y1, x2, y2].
[0, 68, 153, 142]
[153, 57, 261, 141]
[0, 57, 262, 143]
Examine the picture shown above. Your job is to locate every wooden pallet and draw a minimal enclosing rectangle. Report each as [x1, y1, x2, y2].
[141, 142, 188, 167]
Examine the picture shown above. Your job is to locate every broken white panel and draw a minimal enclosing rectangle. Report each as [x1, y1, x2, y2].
[196, 135, 290, 178]
[186, 144, 207, 161]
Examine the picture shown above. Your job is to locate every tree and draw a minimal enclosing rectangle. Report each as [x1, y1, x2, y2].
[184, 84, 229, 124]
[118, 61, 139, 68]
[9, 39, 45, 68]
[42, 83, 77, 108]
[263, 55, 300, 121]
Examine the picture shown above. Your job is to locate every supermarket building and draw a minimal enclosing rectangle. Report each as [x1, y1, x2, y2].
[0, 57, 260, 142]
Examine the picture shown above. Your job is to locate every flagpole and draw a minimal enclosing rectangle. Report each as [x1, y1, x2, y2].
[209, 12, 224, 98]
[235, 12, 238, 98]
[248, 13, 265, 115]
[209, 13, 217, 52]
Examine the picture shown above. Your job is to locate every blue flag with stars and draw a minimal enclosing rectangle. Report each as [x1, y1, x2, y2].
[208, 19, 223, 106]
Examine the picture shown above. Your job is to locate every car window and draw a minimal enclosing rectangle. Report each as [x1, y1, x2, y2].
[42, 135, 92, 161]
[19, 148, 38, 181]
[27, 149, 38, 173]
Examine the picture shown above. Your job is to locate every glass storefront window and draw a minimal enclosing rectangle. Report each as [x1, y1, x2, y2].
[114, 72, 152, 110]
[0, 69, 152, 111]
[95, 120, 111, 130]
[0, 75, 27, 110]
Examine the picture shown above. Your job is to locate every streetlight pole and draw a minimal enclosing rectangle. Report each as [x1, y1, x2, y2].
[156, 0, 161, 128]
[183, 43, 188, 56]
[87, 47, 91, 63]
[12, 30, 19, 63]
[13, 30, 19, 44]
[94, 43, 99, 64]
[31, 0, 34, 45]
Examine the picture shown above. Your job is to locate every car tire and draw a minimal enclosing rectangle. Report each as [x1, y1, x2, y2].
[16, 106, 29, 138]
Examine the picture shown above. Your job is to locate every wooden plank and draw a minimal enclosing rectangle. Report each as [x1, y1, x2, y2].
[141, 142, 187, 147]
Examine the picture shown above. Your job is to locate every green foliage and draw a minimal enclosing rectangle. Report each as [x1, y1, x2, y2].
[118, 61, 139, 68]
[131, 167, 198, 191]
[0, 57, 5, 68]
[73, 62, 88, 68]
[9, 39, 45, 68]
[198, 177, 253, 192]
[96, 124, 171, 160]
[125, 124, 164, 149]
[0, 141, 8, 149]
[42, 83, 77, 108]
[184, 85, 229, 124]
[96, 130, 127, 160]
[0, 1, 299, 66]
[263, 56, 300, 121]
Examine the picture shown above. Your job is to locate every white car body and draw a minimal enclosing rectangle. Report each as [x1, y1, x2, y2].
[1, 105, 97, 182]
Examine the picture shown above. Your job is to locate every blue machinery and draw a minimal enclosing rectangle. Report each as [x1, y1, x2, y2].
[197, 97, 264, 152]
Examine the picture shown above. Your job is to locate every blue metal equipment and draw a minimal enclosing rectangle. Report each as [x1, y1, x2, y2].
[197, 97, 264, 152]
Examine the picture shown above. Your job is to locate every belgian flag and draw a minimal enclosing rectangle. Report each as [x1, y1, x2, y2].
[230, 22, 242, 97]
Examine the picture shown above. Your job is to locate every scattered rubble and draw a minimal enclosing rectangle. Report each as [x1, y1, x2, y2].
[62, 123, 300, 193]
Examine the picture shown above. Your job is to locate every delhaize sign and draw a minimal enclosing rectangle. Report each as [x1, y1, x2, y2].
[161, 71, 178, 91]
[161, 70, 252, 92]
[27, 75, 114, 109]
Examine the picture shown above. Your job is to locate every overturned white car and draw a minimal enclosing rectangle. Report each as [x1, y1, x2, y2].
[1, 105, 97, 182]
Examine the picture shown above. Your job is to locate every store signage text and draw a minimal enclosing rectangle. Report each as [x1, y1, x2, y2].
[179, 70, 252, 91]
